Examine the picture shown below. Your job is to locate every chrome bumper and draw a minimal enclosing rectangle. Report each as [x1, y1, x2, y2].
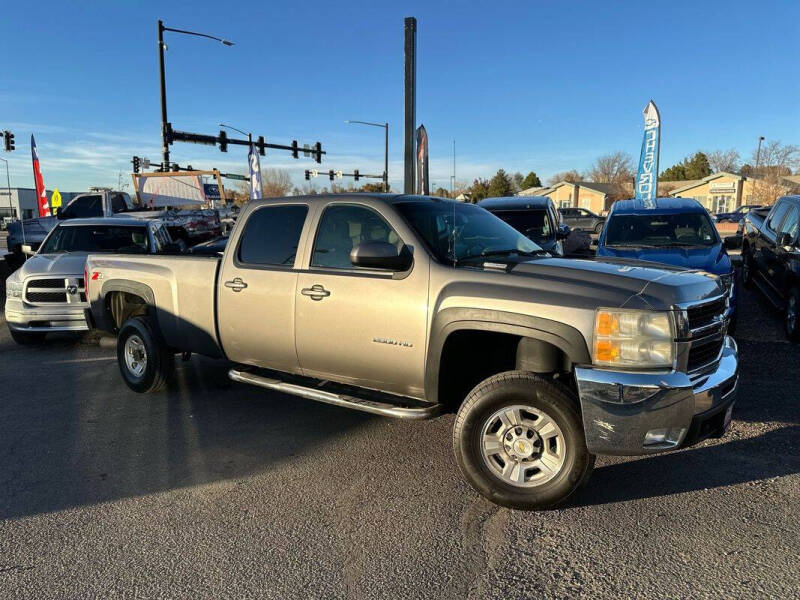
[575, 336, 738, 455]
[5, 303, 90, 332]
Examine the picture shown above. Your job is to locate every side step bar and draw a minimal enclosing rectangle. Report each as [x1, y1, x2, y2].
[228, 369, 443, 420]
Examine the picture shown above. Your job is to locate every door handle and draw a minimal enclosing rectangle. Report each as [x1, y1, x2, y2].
[224, 277, 248, 292]
[301, 284, 330, 300]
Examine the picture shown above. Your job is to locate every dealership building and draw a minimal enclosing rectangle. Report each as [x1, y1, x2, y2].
[667, 172, 800, 212]
[518, 181, 620, 213]
[0, 188, 82, 220]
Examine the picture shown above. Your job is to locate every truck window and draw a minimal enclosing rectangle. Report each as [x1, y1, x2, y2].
[491, 210, 552, 242]
[311, 204, 402, 269]
[111, 194, 127, 213]
[65, 195, 102, 218]
[767, 201, 791, 232]
[237, 205, 308, 266]
[779, 206, 798, 240]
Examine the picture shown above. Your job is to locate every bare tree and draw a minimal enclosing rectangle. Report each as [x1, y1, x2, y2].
[261, 168, 293, 197]
[587, 151, 634, 185]
[706, 149, 740, 173]
[547, 169, 582, 185]
[751, 140, 800, 174]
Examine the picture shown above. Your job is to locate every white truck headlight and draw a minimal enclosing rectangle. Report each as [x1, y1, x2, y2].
[593, 308, 675, 368]
[6, 280, 22, 299]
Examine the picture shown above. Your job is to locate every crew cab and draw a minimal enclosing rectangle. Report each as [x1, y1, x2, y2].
[85, 194, 738, 510]
[478, 196, 569, 256]
[5, 218, 179, 345]
[741, 195, 800, 340]
[597, 198, 738, 328]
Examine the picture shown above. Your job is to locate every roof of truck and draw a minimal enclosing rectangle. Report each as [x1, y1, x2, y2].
[611, 197, 706, 215]
[56, 217, 158, 227]
[477, 196, 551, 210]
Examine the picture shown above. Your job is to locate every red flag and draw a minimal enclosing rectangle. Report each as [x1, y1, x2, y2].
[31, 135, 49, 217]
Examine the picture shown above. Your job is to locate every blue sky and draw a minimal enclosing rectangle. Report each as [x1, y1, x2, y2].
[1, 0, 798, 193]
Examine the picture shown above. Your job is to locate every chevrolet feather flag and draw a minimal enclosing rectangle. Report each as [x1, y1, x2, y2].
[248, 143, 262, 200]
[31, 135, 50, 217]
[634, 100, 661, 209]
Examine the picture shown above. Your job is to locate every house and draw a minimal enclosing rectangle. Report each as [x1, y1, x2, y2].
[518, 181, 623, 213]
[667, 171, 800, 213]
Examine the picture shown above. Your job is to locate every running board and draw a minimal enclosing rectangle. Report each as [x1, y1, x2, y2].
[228, 369, 442, 420]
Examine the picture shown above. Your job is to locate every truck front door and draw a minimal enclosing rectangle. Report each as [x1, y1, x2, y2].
[217, 203, 311, 373]
[294, 202, 429, 399]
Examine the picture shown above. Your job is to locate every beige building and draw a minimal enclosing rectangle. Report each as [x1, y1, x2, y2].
[668, 172, 800, 212]
[518, 181, 621, 213]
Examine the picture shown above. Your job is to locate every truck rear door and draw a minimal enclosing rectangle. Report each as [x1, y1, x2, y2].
[216, 203, 312, 373]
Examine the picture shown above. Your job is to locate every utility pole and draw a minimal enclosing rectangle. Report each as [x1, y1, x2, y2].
[346, 120, 389, 191]
[451, 139, 456, 197]
[0, 157, 11, 218]
[403, 17, 417, 194]
[754, 135, 765, 204]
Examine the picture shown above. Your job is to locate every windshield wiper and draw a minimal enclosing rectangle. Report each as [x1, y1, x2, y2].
[456, 248, 546, 262]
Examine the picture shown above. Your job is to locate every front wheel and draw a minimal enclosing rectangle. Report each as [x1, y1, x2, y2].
[453, 371, 594, 510]
[117, 316, 175, 393]
[786, 287, 800, 342]
[594, 222, 604, 234]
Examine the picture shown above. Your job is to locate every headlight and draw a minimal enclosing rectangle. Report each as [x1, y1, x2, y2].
[593, 308, 675, 368]
[6, 280, 22, 299]
[719, 273, 734, 294]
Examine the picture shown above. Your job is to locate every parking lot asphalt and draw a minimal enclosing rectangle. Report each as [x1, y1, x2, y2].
[1, 274, 798, 599]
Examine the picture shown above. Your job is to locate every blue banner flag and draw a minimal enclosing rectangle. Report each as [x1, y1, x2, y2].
[634, 100, 661, 209]
[248, 143, 262, 200]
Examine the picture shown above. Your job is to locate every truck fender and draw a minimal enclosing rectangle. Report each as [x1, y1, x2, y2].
[424, 307, 591, 404]
[95, 279, 159, 335]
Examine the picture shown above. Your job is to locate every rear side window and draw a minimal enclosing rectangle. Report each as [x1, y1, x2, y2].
[67, 195, 102, 218]
[237, 205, 308, 266]
[779, 206, 798, 240]
[767, 201, 790, 231]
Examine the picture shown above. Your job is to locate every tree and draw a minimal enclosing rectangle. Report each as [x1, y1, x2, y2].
[359, 182, 390, 193]
[521, 171, 542, 189]
[706, 149, 740, 173]
[751, 140, 800, 174]
[659, 163, 686, 181]
[487, 169, 514, 198]
[547, 170, 582, 185]
[468, 178, 491, 203]
[511, 172, 525, 193]
[587, 151, 633, 185]
[659, 152, 711, 181]
[261, 168, 293, 197]
[433, 186, 450, 198]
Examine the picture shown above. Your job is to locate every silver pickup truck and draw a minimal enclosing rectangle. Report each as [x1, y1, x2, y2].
[85, 194, 738, 510]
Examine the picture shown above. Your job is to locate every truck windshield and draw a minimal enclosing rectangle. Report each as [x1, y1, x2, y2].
[604, 212, 719, 248]
[489, 210, 552, 242]
[39, 225, 150, 254]
[396, 201, 543, 265]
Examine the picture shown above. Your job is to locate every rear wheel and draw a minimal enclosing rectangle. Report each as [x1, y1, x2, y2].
[453, 371, 594, 510]
[741, 247, 755, 288]
[785, 287, 800, 342]
[117, 316, 175, 393]
[9, 329, 46, 345]
[594, 222, 604, 234]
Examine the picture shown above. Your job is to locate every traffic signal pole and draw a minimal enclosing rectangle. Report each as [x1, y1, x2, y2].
[403, 17, 417, 194]
[158, 20, 170, 171]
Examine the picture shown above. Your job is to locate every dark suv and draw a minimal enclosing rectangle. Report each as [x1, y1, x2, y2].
[558, 207, 606, 234]
[478, 196, 569, 256]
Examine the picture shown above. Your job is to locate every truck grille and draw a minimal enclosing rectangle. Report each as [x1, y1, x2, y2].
[686, 297, 726, 330]
[687, 337, 724, 372]
[24, 277, 86, 305]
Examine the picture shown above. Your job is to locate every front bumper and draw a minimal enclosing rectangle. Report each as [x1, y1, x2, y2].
[5, 301, 90, 332]
[575, 336, 738, 455]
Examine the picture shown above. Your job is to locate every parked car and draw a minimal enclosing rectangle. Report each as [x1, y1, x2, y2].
[4, 217, 181, 345]
[6, 190, 221, 257]
[558, 207, 606, 234]
[596, 197, 737, 328]
[84, 194, 737, 510]
[741, 195, 800, 340]
[478, 196, 569, 256]
[713, 204, 764, 223]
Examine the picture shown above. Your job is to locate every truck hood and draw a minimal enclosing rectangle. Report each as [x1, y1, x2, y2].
[14, 253, 88, 280]
[596, 243, 732, 276]
[505, 256, 724, 310]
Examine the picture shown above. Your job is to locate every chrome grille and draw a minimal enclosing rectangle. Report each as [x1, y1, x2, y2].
[687, 336, 724, 372]
[24, 277, 86, 306]
[686, 297, 726, 330]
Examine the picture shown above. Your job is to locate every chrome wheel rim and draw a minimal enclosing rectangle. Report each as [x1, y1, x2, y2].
[124, 335, 147, 378]
[787, 296, 797, 334]
[480, 404, 566, 488]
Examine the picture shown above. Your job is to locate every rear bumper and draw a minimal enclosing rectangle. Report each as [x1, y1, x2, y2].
[575, 336, 738, 455]
[5, 302, 90, 332]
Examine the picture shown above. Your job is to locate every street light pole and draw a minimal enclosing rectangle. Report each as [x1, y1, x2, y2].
[346, 120, 389, 192]
[0, 157, 11, 218]
[754, 135, 765, 204]
[157, 20, 234, 172]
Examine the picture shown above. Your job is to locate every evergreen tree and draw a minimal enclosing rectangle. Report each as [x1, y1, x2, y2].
[469, 178, 491, 202]
[487, 169, 514, 197]
[521, 171, 542, 189]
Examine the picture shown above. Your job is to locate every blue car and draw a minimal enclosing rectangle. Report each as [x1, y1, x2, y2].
[713, 204, 764, 223]
[597, 197, 737, 327]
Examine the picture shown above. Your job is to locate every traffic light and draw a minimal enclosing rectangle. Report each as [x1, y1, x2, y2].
[218, 130, 228, 152]
[329, 170, 334, 181]
[257, 136, 265, 156]
[304, 170, 310, 181]
[132, 156, 140, 173]
[3, 131, 14, 152]
[354, 169, 360, 181]
[314, 142, 322, 164]
[291, 140, 298, 159]
[172, 163, 180, 172]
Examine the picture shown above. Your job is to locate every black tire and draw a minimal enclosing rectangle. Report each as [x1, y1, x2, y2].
[453, 371, 595, 510]
[594, 222, 604, 234]
[117, 316, 175, 393]
[9, 329, 46, 345]
[785, 287, 800, 342]
[741, 247, 755, 289]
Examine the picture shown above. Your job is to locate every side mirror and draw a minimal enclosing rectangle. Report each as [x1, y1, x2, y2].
[777, 232, 795, 249]
[350, 241, 412, 271]
[21, 244, 33, 255]
[723, 235, 742, 250]
[556, 224, 571, 240]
